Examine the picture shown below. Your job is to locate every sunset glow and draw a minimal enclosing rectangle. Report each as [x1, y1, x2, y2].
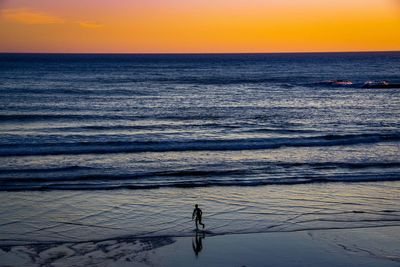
[0, 0, 399, 53]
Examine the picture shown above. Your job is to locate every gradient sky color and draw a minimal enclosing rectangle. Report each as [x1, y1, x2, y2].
[0, 0, 399, 53]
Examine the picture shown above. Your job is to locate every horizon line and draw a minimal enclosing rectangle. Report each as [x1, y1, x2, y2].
[1, 50, 399, 55]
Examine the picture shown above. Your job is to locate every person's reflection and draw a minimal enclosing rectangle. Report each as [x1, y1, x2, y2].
[192, 231, 205, 257]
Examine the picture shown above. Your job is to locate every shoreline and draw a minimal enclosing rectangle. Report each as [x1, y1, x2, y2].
[1, 226, 399, 266]
[1, 223, 399, 247]
[1, 182, 399, 246]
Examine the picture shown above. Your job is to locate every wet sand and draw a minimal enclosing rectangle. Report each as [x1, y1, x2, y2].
[1, 226, 399, 267]
[1, 182, 399, 244]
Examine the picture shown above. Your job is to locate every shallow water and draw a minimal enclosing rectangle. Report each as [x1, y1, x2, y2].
[0, 182, 399, 244]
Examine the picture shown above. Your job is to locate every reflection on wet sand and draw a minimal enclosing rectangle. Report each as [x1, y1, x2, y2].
[192, 231, 205, 257]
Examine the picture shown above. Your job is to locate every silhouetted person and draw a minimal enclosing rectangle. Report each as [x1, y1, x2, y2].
[192, 204, 205, 230]
[192, 231, 205, 257]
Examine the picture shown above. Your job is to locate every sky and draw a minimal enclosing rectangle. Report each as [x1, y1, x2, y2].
[0, 0, 399, 53]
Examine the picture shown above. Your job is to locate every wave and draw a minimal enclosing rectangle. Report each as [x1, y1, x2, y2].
[0, 113, 225, 122]
[308, 81, 361, 88]
[0, 169, 251, 182]
[9, 123, 228, 132]
[1, 161, 398, 178]
[309, 80, 400, 89]
[0, 166, 94, 174]
[0, 162, 399, 191]
[0, 132, 399, 157]
[0, 173, 399, 191]
[152, 76, 301, 85]
[0, 114, 107, 122]
[241, 128, 319, 134]
[273, 161, 400, 170]
[0, 87, 155, 96]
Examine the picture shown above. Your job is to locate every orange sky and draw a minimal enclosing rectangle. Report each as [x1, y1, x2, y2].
[0, 0, 399, 53]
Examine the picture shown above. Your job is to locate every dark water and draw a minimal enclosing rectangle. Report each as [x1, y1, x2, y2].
[0, 52, 399, 190]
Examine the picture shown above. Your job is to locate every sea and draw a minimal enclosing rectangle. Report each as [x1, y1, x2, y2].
[0, 52, 399, 244]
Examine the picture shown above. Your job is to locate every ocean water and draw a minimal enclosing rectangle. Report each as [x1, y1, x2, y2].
[0, 52, 399, 243]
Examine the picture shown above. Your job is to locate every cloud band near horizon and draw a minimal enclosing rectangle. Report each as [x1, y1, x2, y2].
[0, 0, 399, 53]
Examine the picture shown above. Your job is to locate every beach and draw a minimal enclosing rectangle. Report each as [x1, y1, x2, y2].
[0, 53, 399, 266]
[0, 182, 399, 244]
[1, 182, 400, 266]
[1, 226, 399, 266]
